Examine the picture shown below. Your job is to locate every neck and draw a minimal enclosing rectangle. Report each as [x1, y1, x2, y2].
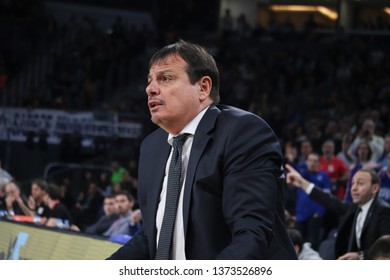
[49, 199, 60, 209]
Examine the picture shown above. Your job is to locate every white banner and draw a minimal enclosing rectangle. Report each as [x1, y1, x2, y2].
[0, 108, 143, 143]
[1, 260, 387, 280]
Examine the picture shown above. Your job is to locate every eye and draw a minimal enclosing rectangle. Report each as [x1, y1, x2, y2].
[161, 75, 172, 82]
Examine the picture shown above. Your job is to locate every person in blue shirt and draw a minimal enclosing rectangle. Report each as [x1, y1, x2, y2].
[378, 151, 390, 205]
[376, 134, 390, 171]
[295, 152, 331, 250]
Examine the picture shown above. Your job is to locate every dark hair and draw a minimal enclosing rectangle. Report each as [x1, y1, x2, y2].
[355, 141, 372, 160]
[115, 190, 134, 202]
[367, 235, 390, 260]
[31, 179, 49, 192]
[47, 183, 61, 200]
[149, 39, 220, 103]
[358, 168, 381, 186]
[287, 229, 303, 251]
[104, 194, 117, 200]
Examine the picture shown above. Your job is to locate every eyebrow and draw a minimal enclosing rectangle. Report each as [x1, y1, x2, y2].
[354, 178, 367, 183]
[147, 69, 177, 80]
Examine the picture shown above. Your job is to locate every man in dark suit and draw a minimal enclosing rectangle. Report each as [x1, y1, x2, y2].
[285, 164, 390, 259]
[107, 40, 297, 260]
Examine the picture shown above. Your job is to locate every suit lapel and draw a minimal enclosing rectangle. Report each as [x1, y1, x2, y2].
[182, 105, 220, 235]
[347, 206, 359, 251]
[145, 131, 171, 255]
[361, 200, 376, 236]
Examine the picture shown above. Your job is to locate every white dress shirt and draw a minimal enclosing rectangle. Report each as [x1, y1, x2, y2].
[356, 198, 374, 248]
[156, 107, 208, 259]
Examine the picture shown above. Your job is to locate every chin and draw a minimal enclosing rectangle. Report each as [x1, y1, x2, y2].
[151, 115, 160, 125]
[352, 198, 359, 204]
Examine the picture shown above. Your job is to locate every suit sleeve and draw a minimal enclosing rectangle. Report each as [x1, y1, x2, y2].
[106, 227, 150, 260]
[309, 187, 350, 214]
[215, 113, 285, 259]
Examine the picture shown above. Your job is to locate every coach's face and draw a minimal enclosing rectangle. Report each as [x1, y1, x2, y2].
[146, 54, 212, 135]
[350, 171, 379, 205]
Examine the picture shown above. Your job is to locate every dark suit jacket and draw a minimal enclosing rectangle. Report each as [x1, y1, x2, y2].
[107, 104, 297, 259]
[85, 214, 119, 235]
[310, 187, 390, 258]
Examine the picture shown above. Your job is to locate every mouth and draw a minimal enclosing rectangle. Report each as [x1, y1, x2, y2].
[148, 100, 162, 110]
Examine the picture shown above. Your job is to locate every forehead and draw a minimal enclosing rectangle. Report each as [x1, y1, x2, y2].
[308, 154, 319, 160]
[302, 142, 311, 148]
[104, 198, 116, 204]
[358, 144, 369, 149]
[363, 120, 374, 127]
[353, 171, 371, 181]
[32, 183, 42, 190]
[324, 142, 334, 148]
[6, 183, 17, 191]
[149, 55, 187, 72]
[115, 195, 129, 202]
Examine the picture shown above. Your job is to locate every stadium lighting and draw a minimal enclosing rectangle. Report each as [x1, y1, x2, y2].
[270, 5, 338, 21]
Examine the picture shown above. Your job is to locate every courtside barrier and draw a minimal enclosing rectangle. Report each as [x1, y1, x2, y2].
[0, 218, 120, 260]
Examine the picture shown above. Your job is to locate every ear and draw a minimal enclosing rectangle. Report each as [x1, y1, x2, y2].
[293, 244, 300, 256]
[372, 183, 380, 195]
[197, 76, 212, 101]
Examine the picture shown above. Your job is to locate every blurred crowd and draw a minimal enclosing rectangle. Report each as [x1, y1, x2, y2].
[0, 158, 142, 244]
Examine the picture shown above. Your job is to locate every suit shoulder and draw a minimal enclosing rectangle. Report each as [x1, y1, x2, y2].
[216, 104, 268, 126]
[141, 128, 167, 146]
[377, 199, 390, 209]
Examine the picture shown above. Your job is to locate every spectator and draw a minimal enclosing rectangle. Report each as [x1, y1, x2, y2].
[288, 228, 322, 260]
[367, 235, 390, 260]
[4, 181, 30, 217]
[297, 140, 313, 166]
[0, 158, 13, 181]
[27, 179, 50, 218]
[286, 164, 390, 259]
[319, 139, 349, 239]
[284, 210, 296, 229]
[84, 194, 119, 235]
[59, 180, 76, 211]
[221, 8, 234, 35]
[337, 134, 356, 169]
[98, 171, 112, 196]
[73, 181, 104, 230]
[377, 134, 390, 170]
[284, 141, 299, 166]
[110, 160, 128, 185]
[103, 191, 141, 237]
[348, 118, 384, 162]
[295, 152, 332, 250]
[43, 183, 78, 231]
[319, 139, 349, 200]
[0, 180, 7, 212]
[378, 151, 390, 204]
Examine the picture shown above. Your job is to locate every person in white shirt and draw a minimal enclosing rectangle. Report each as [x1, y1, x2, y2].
[288, 228, 322, 260]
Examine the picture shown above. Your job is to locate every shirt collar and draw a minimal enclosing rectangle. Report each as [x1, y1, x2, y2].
[167, 106, 209, 145]
[359, 198, 374, 213]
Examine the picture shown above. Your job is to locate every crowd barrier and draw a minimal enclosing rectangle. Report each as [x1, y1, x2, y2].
[0, 218, 120, 260]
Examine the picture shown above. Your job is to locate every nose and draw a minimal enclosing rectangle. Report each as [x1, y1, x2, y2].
[146, 80, 159, 97]
[351, 182, 357, 192]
